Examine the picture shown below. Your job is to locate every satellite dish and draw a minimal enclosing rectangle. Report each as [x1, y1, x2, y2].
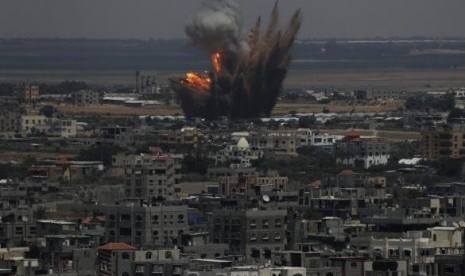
[262, 195, 270, 203]
[22, 216, 28, 222]
[459, 221, 465, 228]
[453, 222, 459, 228]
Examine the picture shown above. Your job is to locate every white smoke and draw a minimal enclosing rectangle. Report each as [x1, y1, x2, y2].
[185, 0, 242, 52]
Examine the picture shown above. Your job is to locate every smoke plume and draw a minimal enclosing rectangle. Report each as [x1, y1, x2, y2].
[171, 1, 302, 119]
[185, 0, 241, 52]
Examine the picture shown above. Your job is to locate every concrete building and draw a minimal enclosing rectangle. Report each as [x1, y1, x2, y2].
[0, 109, 21, 134]
[19, 84, 39, 102]
[336, 131, 390, 169]
[0, 190, 36, 247]
[214, 137, 263, 168]
[218, 174, 288, 196]
[295, 128, 343, 150]
[97, 242, 135, 276]
[208, 167, 257, 180]
[72, 90, 101, 105]
[421, 124, 465, 160]
[100, 200, 189, 247]
[210, 208, 287, 260]
[21, 115, 78, 137]
[152, 127, 203, 149]
[249, 130, 298, 155]
[117, 152, 181, 201]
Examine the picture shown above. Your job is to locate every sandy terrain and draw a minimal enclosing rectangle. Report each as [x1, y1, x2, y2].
[53, 99, 404, 118]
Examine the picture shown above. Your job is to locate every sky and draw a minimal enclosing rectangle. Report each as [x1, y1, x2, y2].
[1, 0, 465, 40]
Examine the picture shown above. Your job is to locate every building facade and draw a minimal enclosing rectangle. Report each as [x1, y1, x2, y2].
[101, 201, 189, 248]
[421, 124, 465, 160]
[210, 209, 287, 260]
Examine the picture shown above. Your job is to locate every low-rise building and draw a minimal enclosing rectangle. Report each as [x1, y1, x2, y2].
[72, 90, 101, 105]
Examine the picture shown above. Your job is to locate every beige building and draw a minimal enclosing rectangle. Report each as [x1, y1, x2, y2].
[218, 174, 288, 196]
[249, 130, 298, 155]
[21, 115, 77, 138]
[72, 90, 101, 105]
[421, 124, 465, 160]
[112, 151, 182, 201]
[20, 84, 39, 102]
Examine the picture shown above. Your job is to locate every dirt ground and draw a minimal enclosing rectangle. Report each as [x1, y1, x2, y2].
[53, 99, 404, 118]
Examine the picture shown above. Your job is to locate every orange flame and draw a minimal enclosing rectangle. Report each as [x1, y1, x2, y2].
[212, 52, 222, 74]
[184, 72, 211, 91]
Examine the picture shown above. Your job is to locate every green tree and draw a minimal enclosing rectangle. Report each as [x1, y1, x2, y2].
[77, 144, 125, 166]
[39, 105, 57, 118]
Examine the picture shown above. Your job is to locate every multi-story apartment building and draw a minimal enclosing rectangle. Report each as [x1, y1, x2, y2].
[218, 174, 288, 196]
[0, 189, 36, 247]
[19, 84, 39, 102]
[21, 115, 77, 137]
[335, 131, 390, 169]
[249, 130, 298, 155]
[0, 109, 21, 134]
[97, 242, 136, 276]
[100, 200, 189, 248]
[421, 124, 465, 160]
[72, 90, 101, 105]
[296, 128, 343, 150]
[113, 151, 182, 200]
[151, 127, 202, 149]
[210, 208, 287, 260]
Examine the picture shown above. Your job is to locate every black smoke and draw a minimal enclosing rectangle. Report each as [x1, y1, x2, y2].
[171, 1, 302, 120]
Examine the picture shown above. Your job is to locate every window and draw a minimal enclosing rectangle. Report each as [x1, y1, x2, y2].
[251, 248, 260, 258]
[121, 252, 130, 260]
[119, 228, 131, 236]
[145, 252, 152, 259]
[15, 227, 23, 235]
[136, 265, 144, 273]
[444, 266, 455, 273]
[165, 251, 172, 259]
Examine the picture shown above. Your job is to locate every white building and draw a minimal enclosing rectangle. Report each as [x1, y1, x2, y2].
[336, 132, 390, 169]
[368, 227, 463, 275]
[296, 128, 343, 150]
[214, 137, 263, 168]
[454, 89, 465, 109]
[21, 115, 77, 138]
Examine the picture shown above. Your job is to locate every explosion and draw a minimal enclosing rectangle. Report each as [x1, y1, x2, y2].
[170, 0, 302, 119]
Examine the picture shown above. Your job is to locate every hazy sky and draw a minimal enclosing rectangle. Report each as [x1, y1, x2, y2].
[1, 0, 465, 39]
